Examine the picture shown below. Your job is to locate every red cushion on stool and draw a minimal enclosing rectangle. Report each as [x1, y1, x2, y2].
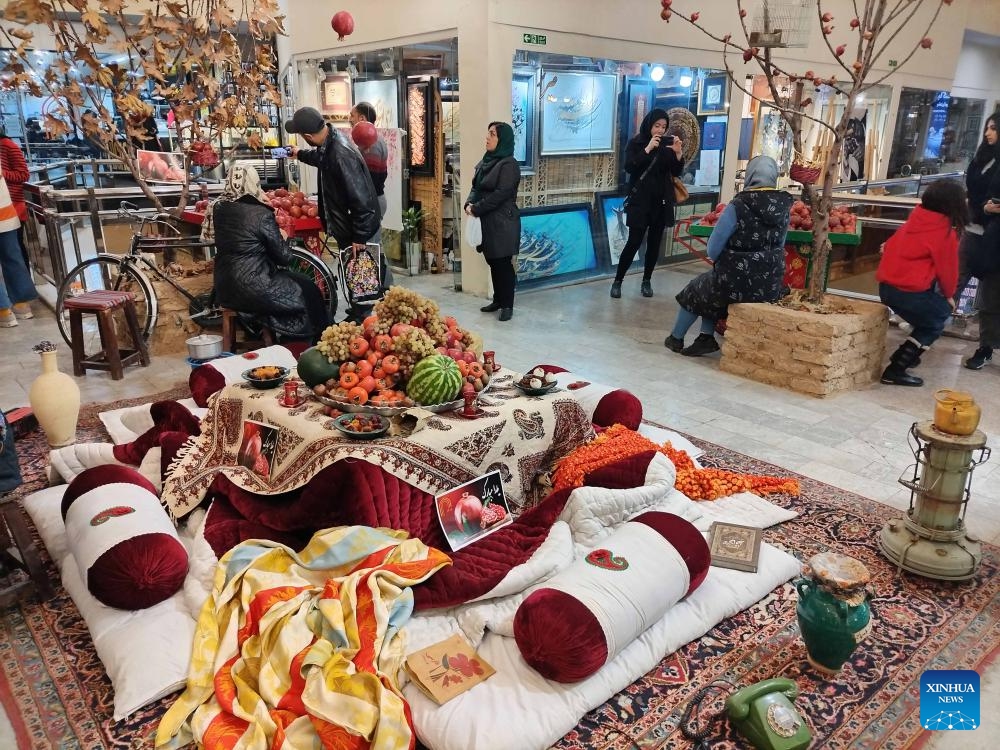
[63, 290, 134, 311]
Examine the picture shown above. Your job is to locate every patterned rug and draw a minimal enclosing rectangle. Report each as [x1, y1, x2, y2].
[0, 400, 997, 750]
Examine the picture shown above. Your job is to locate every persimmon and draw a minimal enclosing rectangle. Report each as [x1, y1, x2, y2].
[381, 354, 400, 374]
[346, 386, 368, 405]
[468, 362, 485, 379]
[369, 394, 388, 407]
[366, 351, 381, 367]
[339, 361, 358, 376]
[355, 360, 373, 379]
[457, 360, 470, 377]
[359, 375, 378, 393]
[339, 371, 360, 390]
[348, 336, 369, 357]
[373, 334, 394, 354]
[374, 377, 392, 391]
[373, 367, 387, 380]
[386, 392, 404, 405]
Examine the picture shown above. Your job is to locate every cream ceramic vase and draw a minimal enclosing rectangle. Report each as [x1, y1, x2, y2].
[28, 350, 81, 447]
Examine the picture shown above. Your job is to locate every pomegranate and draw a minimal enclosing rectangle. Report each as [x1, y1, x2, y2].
[331, 11, 354, 41]
[352, 120, 377, 149]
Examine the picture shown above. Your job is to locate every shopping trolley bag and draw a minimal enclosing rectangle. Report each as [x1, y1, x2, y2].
[343, 243, 383, 305]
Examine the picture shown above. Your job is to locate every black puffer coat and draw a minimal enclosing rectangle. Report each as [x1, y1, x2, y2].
[212, 196, 313, 338]
[466, 156, 521, 259]
[623, 110, 684, 228]
[676, 189, 794, 320]
[296, 124, 380, 248]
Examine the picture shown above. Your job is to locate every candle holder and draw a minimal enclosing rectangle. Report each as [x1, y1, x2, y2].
[879, 420, 990, 581]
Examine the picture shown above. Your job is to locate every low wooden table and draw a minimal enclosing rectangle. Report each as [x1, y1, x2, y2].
[0, 493, 55, 607]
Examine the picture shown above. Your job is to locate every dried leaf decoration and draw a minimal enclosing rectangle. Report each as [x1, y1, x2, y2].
[0, 0, 286, 215]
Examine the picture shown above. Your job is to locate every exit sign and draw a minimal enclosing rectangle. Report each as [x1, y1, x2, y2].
[523, 33, 547, 45]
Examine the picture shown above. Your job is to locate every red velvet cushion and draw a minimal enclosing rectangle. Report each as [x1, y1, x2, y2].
[62, 466, 188, 610]
[513, 589, 609, 682]
[592, 390, 642, 431]
[112, 401, 200, 466]
[189, 364, 225, 408]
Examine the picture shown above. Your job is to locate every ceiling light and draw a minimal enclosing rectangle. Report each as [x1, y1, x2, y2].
[679, 74, 693, 87]
[855, 94, 865, 103]
[650, 65, 665, 82]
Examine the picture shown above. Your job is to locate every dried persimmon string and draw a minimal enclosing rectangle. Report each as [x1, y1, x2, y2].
[552, 424, 799, 501]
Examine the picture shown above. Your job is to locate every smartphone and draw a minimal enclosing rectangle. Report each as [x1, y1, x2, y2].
[989, 197, 1000, 204]
[270, 147, 290, 159]
[662, 135, 675, 146]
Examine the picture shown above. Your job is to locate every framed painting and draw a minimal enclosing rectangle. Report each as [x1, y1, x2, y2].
[320, 73, 352, 122]
[441, 90, 460, 147]
[406, 77, 435, 174]
[518, 203, 598, 282]
[595, 190, 643, 268]
[697, 73, 729, 116]
[624, 79, 656, 139]
[540, 71, 617, 155]
[753, 102, 794, 173]
[353, 77, 399, 129]
[511, 68, 538, 171]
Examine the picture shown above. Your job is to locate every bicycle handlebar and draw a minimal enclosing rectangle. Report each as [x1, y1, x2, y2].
[118, 201, 180, 236]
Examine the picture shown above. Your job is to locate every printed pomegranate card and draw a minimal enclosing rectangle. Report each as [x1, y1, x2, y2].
[435, 470, 512, 551]
[404, 633, 496, 704]
[236, 420, 279, 479]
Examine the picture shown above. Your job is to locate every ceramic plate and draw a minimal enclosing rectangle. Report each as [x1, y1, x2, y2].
[333, 413, 390, 440]
[515, 381, 559, 396]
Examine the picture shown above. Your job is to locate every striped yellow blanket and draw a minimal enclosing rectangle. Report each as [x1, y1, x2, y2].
[155, 526, 451, 749]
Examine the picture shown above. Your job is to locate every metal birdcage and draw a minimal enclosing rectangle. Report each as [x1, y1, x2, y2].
[749, 0, 812, 48]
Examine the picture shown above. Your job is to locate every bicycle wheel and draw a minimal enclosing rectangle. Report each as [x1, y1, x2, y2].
[56, 257, 157, 349]
[286, 246, 338, 322]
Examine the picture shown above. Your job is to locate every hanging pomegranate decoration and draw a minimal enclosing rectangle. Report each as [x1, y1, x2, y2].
[331, 11, 354, 41]
[189, 140, 219, 169]
[351, 121, 377, 149]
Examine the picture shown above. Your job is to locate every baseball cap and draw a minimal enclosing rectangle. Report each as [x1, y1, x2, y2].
[284, 107, 325, 135]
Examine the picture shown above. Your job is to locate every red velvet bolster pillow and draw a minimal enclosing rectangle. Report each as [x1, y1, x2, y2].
[513, 511, 709, 682]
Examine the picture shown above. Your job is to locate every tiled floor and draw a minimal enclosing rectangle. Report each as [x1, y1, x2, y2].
[2, 260, 996, 746]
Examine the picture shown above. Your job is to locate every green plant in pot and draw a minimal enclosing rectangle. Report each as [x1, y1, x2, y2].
[402, 206, 427, 274]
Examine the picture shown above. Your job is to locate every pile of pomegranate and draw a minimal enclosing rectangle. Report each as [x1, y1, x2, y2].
[192, 187, 320, 230]
[699, 200, 857, 234]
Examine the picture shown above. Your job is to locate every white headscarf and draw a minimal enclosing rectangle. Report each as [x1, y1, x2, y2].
[200, 165, 267, 242]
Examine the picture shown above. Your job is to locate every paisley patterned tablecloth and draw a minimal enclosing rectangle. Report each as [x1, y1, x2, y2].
[160, 369, 594, 518]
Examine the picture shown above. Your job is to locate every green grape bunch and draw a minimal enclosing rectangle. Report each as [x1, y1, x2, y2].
[391, 327, 437, 379]
[317, 321, 362, 362]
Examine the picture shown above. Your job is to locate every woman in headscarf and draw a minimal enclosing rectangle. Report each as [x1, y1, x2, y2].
[465, 121, 521, 321]
[665, 155, 793, 356]
[202, 165, 328, 341]
[611, 107, 685, 299]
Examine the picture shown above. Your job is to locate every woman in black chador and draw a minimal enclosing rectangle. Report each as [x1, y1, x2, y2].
[610, 108, 684, 299]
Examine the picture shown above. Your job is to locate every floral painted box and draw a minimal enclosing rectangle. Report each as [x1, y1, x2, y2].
[405, 633, 496, 704]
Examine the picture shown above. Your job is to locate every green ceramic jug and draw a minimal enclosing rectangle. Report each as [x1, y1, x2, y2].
[795, 552, 872, 674]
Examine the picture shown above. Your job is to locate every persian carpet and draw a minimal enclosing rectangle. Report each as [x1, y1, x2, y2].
[0, 404, 996, 750]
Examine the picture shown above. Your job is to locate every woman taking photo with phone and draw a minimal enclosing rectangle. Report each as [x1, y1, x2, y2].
[610, 108, 684, 299]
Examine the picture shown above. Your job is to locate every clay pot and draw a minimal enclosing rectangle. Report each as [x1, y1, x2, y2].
[28, 349, 81, 447]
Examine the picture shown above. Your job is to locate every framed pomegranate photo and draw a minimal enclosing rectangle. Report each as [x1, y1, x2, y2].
[435, 470, 511, 551]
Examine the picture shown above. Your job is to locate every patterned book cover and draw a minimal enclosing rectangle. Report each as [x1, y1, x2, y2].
[405, 634, 496, 704]
[707, 522, 762, 573]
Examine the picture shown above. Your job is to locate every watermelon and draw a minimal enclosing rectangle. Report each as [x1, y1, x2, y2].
[406, 354, 463, 405]
[296, 346, 339, 387]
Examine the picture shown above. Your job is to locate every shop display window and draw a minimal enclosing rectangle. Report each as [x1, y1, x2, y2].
[887, 88, 985, 177]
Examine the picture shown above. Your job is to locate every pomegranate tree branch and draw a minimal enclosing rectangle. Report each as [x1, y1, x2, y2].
[866, 0, 945, 89]
[816, 0, 857, 78]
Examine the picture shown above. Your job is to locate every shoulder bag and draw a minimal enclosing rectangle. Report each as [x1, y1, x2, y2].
[343, 243, 383, 304]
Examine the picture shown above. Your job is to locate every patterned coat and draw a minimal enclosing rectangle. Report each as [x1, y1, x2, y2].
[676, 189, 793, 320]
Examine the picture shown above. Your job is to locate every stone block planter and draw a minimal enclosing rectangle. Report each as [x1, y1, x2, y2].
[720, 296, 889, 397]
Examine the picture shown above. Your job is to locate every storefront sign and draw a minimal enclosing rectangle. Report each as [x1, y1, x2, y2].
[522, 33, 547, 45]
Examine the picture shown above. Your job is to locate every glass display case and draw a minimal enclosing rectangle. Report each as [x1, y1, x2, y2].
[888, 89, 985, 177]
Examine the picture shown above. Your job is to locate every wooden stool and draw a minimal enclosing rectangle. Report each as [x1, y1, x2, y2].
[221, 308, 275, 353]
[0, 493, 55, 607]
[64, 290, 150, 380]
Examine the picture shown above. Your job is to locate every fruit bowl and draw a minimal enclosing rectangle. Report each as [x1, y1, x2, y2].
[515, 381, 559, 397]
[241, 365, 290, 389]
[333, 413, 390, 440]
[314, 378, 492, 417]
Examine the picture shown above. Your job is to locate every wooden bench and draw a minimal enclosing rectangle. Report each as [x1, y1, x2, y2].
[221, 308, 275, 353]
[64, 290, 150, 380]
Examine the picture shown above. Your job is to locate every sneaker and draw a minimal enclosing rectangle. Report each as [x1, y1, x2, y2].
[610, 281, 622, 299]
[664, 335, 684, 352]
[640, 280, 653, 298]
[0, 309, 18, 328]
[12, 302, 33, 320]
[964, 347, 993, 371]
[681, 334, 720, 357]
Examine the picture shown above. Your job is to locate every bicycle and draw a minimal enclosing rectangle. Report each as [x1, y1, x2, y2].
[56, 201, 337, 350]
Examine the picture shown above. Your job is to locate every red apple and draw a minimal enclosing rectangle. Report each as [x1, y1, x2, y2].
[390, 323, 413, 337]
[446, 348, 463, 360]
[461, 351, 477, 364]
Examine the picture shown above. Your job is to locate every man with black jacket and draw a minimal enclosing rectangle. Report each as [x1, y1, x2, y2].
[285, 107, 381, 320]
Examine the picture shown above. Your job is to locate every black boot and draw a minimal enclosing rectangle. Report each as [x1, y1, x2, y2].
[881, 340, 924, 386]
[610, 281, 622, 299]
[965, 346, 993, 370]
[681, 334, 720, 357]
[480, 301, 502, 312]
[641, 279, 653, 298]
[498, 307, 513, 322]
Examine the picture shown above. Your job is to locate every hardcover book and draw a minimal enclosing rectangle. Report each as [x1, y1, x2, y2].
[404, 634, 496, 704]
[707, 522, 763, 573]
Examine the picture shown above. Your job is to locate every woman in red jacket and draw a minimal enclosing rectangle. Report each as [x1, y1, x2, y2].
[876, 179, 969, 386]
[0, 126, 30, 267]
